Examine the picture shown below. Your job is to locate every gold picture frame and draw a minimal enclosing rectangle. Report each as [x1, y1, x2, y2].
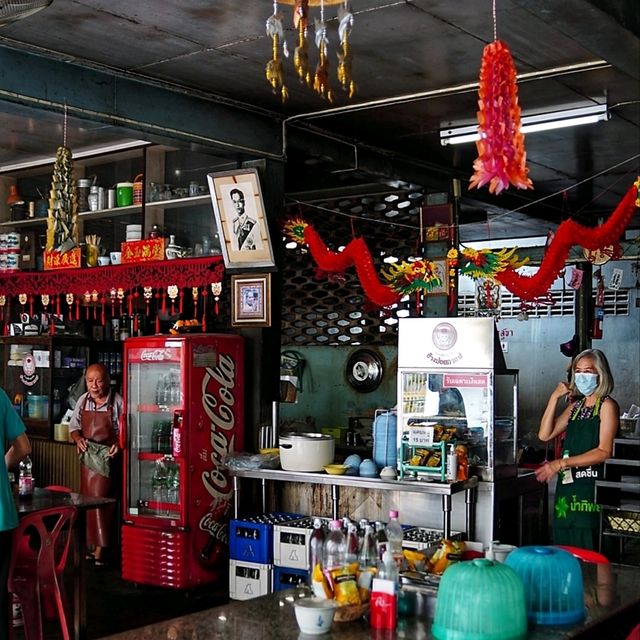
[207, 168, 275, 269]
[428, 258, 449, 296]
[231, 273, 272, 327]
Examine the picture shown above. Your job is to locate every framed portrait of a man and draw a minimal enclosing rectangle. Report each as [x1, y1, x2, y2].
[231, 273, 271, 327]
[207, 169, 275, 269]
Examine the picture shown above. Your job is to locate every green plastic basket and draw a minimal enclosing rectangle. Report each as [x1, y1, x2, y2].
[432, 559, 527, 640]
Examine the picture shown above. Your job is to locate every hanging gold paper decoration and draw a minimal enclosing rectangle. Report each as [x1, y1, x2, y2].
[293, 0, 311, 86]
[265, 2, 288, 102]
[46, 106, 78, 253]
[313, 4, 334, 102]
[337, 2, 355, 98]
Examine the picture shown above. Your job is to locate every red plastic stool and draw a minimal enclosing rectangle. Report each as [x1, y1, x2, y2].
[8, 506, 77, 640]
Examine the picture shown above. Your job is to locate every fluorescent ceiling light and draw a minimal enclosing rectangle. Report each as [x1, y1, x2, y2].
[440, 104, 609, 146]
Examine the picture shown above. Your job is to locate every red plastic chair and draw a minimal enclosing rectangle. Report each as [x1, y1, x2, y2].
[8, 506, 77, 640]
[44, 485, 73, 494]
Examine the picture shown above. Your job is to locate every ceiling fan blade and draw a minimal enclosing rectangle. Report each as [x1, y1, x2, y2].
[0, 0, 52, 27]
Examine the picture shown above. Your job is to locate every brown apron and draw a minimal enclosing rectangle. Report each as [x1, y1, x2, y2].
[79, 393, 117, 549]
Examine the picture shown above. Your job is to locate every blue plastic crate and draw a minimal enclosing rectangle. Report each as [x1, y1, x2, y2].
[229, 512, 302, 564]
[273, 565, 308, 591]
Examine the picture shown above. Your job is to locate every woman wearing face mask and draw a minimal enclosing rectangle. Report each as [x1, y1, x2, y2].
[535, 349, 619, 549]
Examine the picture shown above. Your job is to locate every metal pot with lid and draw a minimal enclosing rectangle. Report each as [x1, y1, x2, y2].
[279, 433, 335, 472]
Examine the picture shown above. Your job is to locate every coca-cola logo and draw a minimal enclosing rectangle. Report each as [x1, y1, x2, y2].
[140, 348, 173, 361]
[198, 352, 236, 537]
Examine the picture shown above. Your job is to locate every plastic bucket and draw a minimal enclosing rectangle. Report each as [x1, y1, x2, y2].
[116, 182, 133, 207]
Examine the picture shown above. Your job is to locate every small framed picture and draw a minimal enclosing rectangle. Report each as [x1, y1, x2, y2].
[207, 168, 275, 269]
[231, 273, 272, 327]
[428, 258, 449, 296]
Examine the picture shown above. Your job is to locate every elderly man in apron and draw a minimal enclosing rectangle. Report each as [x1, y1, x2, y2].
[69, 363, 123, 565]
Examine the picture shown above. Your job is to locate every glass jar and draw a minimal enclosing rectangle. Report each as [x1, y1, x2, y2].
[77, 179, 92, 212]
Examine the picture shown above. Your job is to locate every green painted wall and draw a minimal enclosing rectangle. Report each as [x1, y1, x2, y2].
[278, 345, 398, 434]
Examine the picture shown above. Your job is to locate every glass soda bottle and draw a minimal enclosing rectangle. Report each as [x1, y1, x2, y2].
[375, 520, 388, 560]
[323, 519, 346, 570]
[18, 455, 34, 499]
[345, 522, 360, 564]
[167, 459, 180, 505]
[308, 518, 325, 585]
[151, 456, 169, 514]
[385, 509, 404, 570]
[359, 524, 377, 570]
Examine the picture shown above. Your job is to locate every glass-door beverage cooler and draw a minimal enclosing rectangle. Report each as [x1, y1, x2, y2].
[120, 333, 244, 588]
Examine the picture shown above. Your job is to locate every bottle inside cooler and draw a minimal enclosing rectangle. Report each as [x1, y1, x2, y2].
[151, 456, 169, 514]
[167, 459, 180, 505]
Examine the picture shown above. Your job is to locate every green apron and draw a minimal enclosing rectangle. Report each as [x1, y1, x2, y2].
[552, 399, 604, 550]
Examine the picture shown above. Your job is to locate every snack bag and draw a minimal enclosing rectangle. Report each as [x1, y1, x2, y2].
[403, 548, 427, 572]
[427, 539, 465, 574]
[330, 564, 361, 606]
[356, 567, 376, 603]
[312, 562, 333, 599]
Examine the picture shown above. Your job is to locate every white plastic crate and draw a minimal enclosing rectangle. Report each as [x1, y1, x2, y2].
[402, 527, 462, 551]
[229, 560, 272, 601]
[273, 516, 331, 570]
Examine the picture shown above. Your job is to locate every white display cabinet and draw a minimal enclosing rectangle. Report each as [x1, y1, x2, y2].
[396, 317, 518, 483]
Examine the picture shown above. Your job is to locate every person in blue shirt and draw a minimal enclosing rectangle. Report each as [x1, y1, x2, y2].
[0, 387, 31, 636]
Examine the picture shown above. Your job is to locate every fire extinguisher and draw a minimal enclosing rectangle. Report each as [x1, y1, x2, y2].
[592, 272, 604, 340]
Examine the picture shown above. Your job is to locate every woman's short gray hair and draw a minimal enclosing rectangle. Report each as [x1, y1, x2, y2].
[570, 348, 615, 397]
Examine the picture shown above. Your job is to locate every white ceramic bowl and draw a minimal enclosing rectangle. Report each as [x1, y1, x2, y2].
[293, 598, 337, 635]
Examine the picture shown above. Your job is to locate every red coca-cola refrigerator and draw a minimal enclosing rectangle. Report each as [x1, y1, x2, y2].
[120, 333, 244, 589]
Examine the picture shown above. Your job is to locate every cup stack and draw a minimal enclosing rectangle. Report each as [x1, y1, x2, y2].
[0, 232, 21, 273]
[126, 224, 142, 242]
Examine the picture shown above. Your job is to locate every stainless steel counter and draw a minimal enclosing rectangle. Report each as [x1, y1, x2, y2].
[98, 562, 640, 640]
[230, 469, 478, 539]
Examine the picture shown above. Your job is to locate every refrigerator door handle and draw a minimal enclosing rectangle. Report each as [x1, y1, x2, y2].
[119, 412, 127, 450]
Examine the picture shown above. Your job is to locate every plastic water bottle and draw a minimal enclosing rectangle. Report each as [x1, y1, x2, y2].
[377, 549, 399, 583]
[385, 509, 404, 569]
[323, 519, 346, 570]
[345, 523, 360, 564]
[18, 456, 34, 499]
[308, 518, 325, 585]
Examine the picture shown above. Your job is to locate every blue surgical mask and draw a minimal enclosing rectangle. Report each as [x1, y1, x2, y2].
[575, 372, 598, 397]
